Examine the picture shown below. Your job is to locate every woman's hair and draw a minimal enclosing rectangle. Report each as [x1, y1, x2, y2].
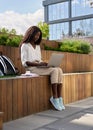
[20, 26, 42, 46]
[19, 26, 42, 55]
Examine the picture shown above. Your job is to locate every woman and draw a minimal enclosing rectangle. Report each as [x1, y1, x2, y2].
[20, 26, 65, 111]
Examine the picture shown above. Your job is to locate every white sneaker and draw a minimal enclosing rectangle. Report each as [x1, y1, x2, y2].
[50, 97, 62, 111]
[59, 97, 65, 110]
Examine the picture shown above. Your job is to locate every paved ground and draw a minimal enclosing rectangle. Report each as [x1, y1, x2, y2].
[3, 97, 93, 130]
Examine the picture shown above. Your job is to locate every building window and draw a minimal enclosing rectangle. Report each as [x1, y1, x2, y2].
[72, 0, 93, 17]
[49, 22, 69, 40]
[72, 18, 93, 36]
[48, 2, 68, 21]
[43, 0, 93, 40]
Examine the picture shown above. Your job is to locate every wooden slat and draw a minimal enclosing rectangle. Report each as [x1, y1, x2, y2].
[91, 73, 93, 96]
[17, 78, 23, 118]
[7, 79, 12, 121]
[22, 78, 28, 116]
[12, 79, 18, 120]
[0, 112, 3, 130]
[1, 80, 7, 122]
[24, 78, 34, 115]
[63, 74, 70, 104]
[85, 73, 91, 97]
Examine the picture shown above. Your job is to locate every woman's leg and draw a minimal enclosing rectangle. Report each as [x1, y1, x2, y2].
[51, 83, 58, 98]
[57, 83, 62, 98]
[57, 68, 65, 110]
[57, 83, 65, 110]
[50, 83, 62, 111]
[27, 67, 64, 110]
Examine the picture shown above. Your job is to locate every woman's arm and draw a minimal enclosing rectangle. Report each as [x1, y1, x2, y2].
[26, 61, 48, 67]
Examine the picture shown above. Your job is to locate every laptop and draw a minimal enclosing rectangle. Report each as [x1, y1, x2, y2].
[37, 53, 64, 68]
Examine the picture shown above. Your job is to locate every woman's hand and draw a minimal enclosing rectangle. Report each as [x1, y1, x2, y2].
[26, 61, 48, 67]
[38, 62, 48, 66]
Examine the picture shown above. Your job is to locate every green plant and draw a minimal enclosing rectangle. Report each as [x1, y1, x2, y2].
[0, 27, 17, 35]
[77, 42, 91, 54]
[44, 39, 91, 54]
[0, 27, 23, 47]
[6, 35, 22, 47]
[0, 34, 9, 45]
[59, 39, 91, 54]
[37, 21, 49, 39]
[0, 33, 22, 47]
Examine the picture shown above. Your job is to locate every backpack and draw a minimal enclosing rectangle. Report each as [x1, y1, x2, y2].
[0, 53, 19, 76]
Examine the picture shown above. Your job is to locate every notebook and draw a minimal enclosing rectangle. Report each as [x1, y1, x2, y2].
[37, 53, 64, 68]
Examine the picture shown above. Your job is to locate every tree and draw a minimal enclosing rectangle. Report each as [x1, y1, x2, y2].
[37, 22, 49, 39]
[9, 29, 17, 35]
[0, 28, 16, 35]
[0, 27, 9, 33]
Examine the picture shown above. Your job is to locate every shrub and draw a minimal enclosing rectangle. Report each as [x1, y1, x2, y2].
[59, 39, 91, 54]
[6, 35, 22, 47]
[44, 39, 91, 54]
[0, 33, 22, 47]
[0, 34, 9, 45]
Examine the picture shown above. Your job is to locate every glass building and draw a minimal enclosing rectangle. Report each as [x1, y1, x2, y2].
[43, 0, 93, 40]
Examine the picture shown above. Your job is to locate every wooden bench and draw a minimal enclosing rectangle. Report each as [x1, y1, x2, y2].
[0, 112, 3, 130]
[0, 72, 93, 122]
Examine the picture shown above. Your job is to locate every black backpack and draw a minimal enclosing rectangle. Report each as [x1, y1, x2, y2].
[0, 52, 19, 76]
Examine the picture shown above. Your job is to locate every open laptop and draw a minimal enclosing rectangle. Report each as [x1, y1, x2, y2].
[37, 53, 64, 68]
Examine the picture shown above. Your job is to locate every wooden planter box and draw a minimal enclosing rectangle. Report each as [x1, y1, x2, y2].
[0, 45, 93, 73]
[42, 50, 93, 73]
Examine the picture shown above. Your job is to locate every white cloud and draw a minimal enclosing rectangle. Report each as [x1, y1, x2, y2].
[0, 9, 44, 35]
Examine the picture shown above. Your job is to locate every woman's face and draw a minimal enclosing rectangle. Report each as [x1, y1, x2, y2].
[34, 31, 41, 42]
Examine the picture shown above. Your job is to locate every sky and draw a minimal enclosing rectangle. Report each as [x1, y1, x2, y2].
[0, 0, 44, 35]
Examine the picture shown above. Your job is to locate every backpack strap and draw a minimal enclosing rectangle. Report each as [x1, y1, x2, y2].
[0, 56, 7, 74]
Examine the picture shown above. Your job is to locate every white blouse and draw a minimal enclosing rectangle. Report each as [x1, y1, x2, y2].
[21, 43, 42, 67]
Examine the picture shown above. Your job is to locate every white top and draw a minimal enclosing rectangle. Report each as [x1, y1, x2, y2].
[21, 43, 42, 67]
